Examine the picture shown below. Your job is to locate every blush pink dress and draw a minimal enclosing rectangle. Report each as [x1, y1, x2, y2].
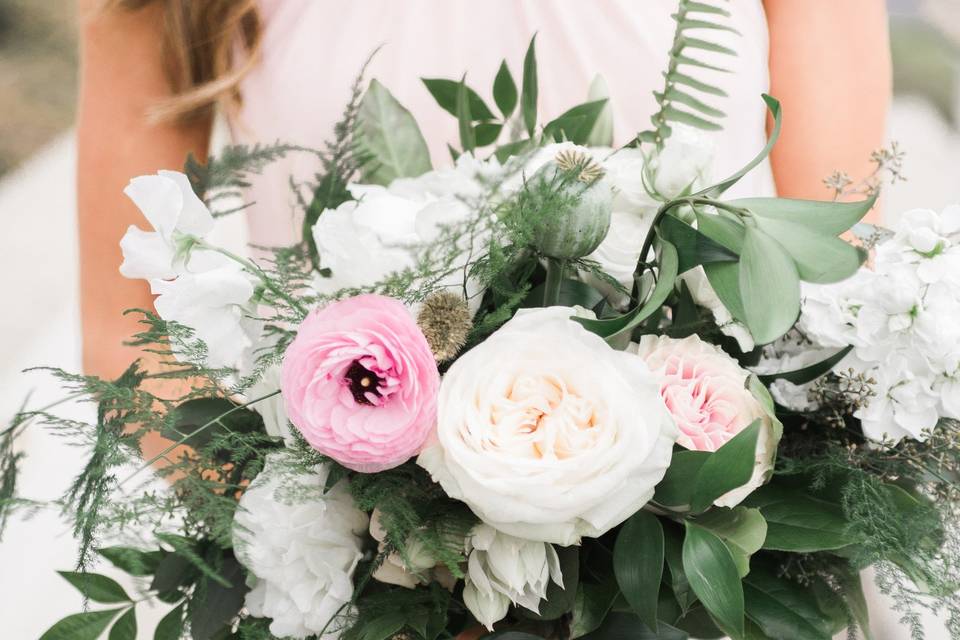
[231, 0, 776, 248]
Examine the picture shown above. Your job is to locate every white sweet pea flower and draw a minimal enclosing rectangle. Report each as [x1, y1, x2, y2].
[233, 453, 368, 640]
[119, 170, 214, 279]
[150, 251, 256, 368]
[418, 306, 677, 545]
[463, 524, 563, 630]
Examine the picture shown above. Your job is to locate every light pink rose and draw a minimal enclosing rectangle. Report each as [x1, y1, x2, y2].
[281, 294, 440, 472]
[631, 334, 780, 507]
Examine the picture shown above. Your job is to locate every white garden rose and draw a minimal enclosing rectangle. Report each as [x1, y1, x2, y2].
[463, 524, 563, 630]
[311, 186, 483, 313]
[233, 453, 369, 639]
[417, 306, 677, 545]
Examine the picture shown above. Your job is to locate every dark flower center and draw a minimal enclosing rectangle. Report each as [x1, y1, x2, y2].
[345, 360, 383, 405]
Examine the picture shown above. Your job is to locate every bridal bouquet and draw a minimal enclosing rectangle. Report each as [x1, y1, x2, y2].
[6, 6, 960, 640]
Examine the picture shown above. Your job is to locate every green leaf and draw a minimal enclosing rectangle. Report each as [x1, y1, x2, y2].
[422, 78, 495, 121]
[357, 610, 407, 640]
[575, 238, 679, 341]
[521, 35, 539, 136]
[663, 105, 723, 131]
[744, 485, 853, 552]
[670, 72, 729, 98]
[524, 278, 604, 310]
[98, 546, 163, 577]
[674, 605, 726, 639]
[543, 99, 610, 145]
[663, 524, 693, 611]
[698, 95, 780, 198]
[493, 61, 518, 119]
[154, 604, 185, 640]
[614, 512, 665, 630]
[696, 210, 744, 253]
[571, 580, 619, 638]
[165, 397, 263, 448]
[654, 450, 710, 508]
[456, 76, 476, 152]
[682, 523, 744, 639]
[494, 138, 534, 163]
[730, 194, 877, 237]
[474, 122, 503, 147]
[585, 74, 614, 147]
[677, 18, 740, 35]
[108, 608, 137, 640]
[684, 1, 732, 17]
[155, 533, 233, 589]
[690, 420, 761, 512]
[659, 214, 738, 273]
[693, 507, 767, 577]
[757, 346, 853, 386]
[149, 553, 195, 595]
[743, 561, 836, 640]
[358, 79, 433, 185]
[661, 87, 725, 118]
[703, 261, 746, 324]
[839, 569, 874, 640]
[39, 609, 125, 640]
[580, 613, 689, 640]
[58, 571, 130, 604]
[754, 217, 865, 283]
[738, 226, 800, 345]
[188, 554, 247, 640]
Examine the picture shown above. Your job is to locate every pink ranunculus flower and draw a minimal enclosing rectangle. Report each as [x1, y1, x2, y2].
[281, 294, 440, 473]
[631, 334, 781, 507]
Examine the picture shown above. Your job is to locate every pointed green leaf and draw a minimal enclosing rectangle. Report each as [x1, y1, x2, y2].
[521, 35, 539, 136]
[669, 71, 729, 97]
[39, 609, 124, 640]
[730, 194, 878, 236]
[754, 217, 866, 283]
[421, 78, 495, 120]
[662, 87, 726, 118]
[97, 546, 163, 577]
[690, 420, 762, 512]
[544, 99, 610, 145]
[456, 76, 476, 152]
[493, 60, 518, 119]
[738, 226, 799, 344]
[675, 53, 732, 74]
[757, 346, 853, 386]
[696, 210, 744, 253]
[684, 1, 731, 17]
[474, 122, 503, 147]
[586, 74, 614, 146]
[654, 450, 711, 508]
[659, 214, 739, 273]
[682, 523, 745, 639]
[58, 571, 130, 604]
[614, 511, 665, 630]
[357, 79, 432, 185]
[703, 261, 746, 323]
[663, 105, 723, 131]
[663, 525, 693, 610]
[108, 608, 137, 640]
[494, 138, 534, 163]
[744, 485, 854, 552]
[678, 18, 741, 35]
[571, 580, 619, 639]
[680, 36, 737, 56]
[694, 507, 767, 577]
[743, 560, 836, 640]
[154, 603, 185, 640]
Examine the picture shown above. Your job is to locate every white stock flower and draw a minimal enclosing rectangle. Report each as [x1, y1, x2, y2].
[796, 204, 960, 441]
[462, 524, 563, 630]
[119, 170, 214, 279]
[417, 306, 677, 545]
[311, 186, 483, 313]
[234, 453, 368, 639]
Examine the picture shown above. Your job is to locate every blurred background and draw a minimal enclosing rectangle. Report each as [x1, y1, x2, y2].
[0, 1, 958, 638]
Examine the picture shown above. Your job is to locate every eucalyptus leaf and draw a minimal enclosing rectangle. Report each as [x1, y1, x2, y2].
[58, 571, 130, 604]
[357, 79, 433, 185]
[614, 511, 665, 630]
[585, 74, 614, 147]
[39, 609, 124, 640]
[521, 35, 539, 136]
[422, 78, 495, 121]
[738, 226, 800, 345]
[690, 420, 761, 512]
[754, 217, 865, 283]
[682, 523, 745, 639]
[108, 608, 137, 640]
[493, 60, 518, 119]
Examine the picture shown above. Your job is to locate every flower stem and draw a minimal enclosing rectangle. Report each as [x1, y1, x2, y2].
[543, 257, 566, 306]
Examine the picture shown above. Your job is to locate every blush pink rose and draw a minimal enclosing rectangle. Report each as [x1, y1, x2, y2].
[281, 294, 440, 472]
[631, 334, 766, 451]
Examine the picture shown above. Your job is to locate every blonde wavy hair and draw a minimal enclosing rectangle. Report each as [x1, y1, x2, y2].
[105, 0, 262, 122]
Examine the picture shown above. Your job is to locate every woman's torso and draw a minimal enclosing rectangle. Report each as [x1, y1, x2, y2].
[231, 0, 775, 247]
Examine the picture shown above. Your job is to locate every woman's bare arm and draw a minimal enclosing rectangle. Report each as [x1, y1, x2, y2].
[765, 0, 891, 211]
[77, 0, 211, 378]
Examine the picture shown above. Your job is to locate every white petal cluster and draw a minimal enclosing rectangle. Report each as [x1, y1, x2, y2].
[233, 453, 369, 639]
[462, 524, 563, 630]
[311, 154, 501, 315]
[118, 171, 256, 368]
[246, 364, 293, 444]
[792, 205, 960, 441]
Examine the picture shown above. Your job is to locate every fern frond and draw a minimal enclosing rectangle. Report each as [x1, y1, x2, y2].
[635, 0, 739, 147]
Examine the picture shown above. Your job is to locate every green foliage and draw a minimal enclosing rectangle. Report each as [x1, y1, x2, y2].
[635, 0, 739, 147]
[184, 141, 307, 205]
[357, 79, 433, 185]
[614, 511, 664, 629]
[682, 522, 745, 639]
